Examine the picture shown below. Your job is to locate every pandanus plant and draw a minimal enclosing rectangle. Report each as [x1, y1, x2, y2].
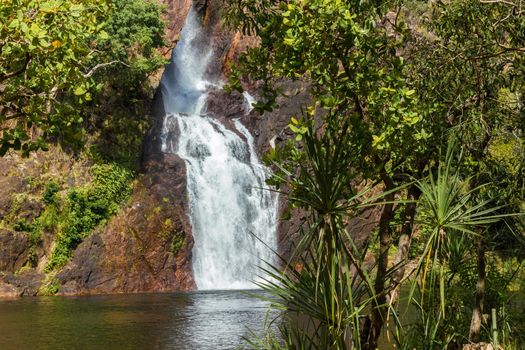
[400, 142, 521, 349]
[244, 116, 519, 350]
[243, 111, 397, 349]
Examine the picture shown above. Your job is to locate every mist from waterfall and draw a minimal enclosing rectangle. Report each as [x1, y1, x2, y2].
[160, 9, 278, 290]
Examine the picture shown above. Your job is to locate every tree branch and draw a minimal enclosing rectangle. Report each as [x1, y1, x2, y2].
[0, 53, 31, 83]
[82, 60, 130, 78]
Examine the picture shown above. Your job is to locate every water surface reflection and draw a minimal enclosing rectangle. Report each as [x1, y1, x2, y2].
[0, 290, 272, 350]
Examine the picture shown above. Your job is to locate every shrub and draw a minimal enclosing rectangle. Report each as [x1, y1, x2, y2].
[38, 275, 61, 296]
[170, 232, 185, 256]
[90, 163, 133, 208]
[13, 219, 33, 232]
[45, 163, 133, 272]
[42, 181, 60, 205]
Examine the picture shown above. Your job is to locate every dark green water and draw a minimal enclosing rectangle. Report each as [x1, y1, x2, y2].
[0, 290, 272, 350]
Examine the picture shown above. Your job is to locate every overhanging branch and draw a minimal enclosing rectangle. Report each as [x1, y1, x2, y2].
[82, 60, 130, 78]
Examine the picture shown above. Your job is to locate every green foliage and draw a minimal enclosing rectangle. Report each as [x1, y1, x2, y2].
[225, 0, 525, 348]
[26, 203, 62, 267]
[90, 163, 133, 207]
[11, 187, 62, 267]
[45, 163, 132, 272]
[244, 104, 397, 349]
[12, 217, 41, 267]
[0, 0, 110, 154]
[225, 0, 431, 181]
[87, 114, 151, 171]
[86, 0, 167, 170]
[26, 228, 41, 267]
[159, 218, 185, 256]
[38, 275, 60, 296]
[37, 203, 60, 233]
[0, 0, 166, 156]
[8, 162, 133, 271]
[42, 181, 60, 205]
[169, 232, 185, 256]
[398, 257, 525, 350]
[94, 0, 166, 88]
[13, 218, 33, 232]
[405, 0, 525, 166]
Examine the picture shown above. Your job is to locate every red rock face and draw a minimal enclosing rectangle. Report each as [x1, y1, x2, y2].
[0, 0, 199, 297]
[0, 145, 196, 296]
[56, 153, 196, 295]
[160, 0, 194, 52]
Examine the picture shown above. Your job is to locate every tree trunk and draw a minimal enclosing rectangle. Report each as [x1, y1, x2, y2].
[386, 185, 421, 306]
[364, 175, 395, 350]
[469, 239, 486, 342]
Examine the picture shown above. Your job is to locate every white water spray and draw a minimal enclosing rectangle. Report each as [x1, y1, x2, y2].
[242, 91, 257, 114]
[160, 9, 278, 290]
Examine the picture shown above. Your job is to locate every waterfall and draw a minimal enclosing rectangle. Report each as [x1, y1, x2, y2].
[159, 9, 278, 290]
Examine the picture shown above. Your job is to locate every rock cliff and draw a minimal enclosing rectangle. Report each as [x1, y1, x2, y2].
[0, 0, 375, 297]
[0, 0, 284, 297]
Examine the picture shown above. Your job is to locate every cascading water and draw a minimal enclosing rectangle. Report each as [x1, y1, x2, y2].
[160, 9, 278, 290]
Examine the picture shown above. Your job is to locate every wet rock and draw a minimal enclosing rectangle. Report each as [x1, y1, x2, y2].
[206, 89, 246, 119]
[240, 80, 313, 155]
[193, 0, 209, 16]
